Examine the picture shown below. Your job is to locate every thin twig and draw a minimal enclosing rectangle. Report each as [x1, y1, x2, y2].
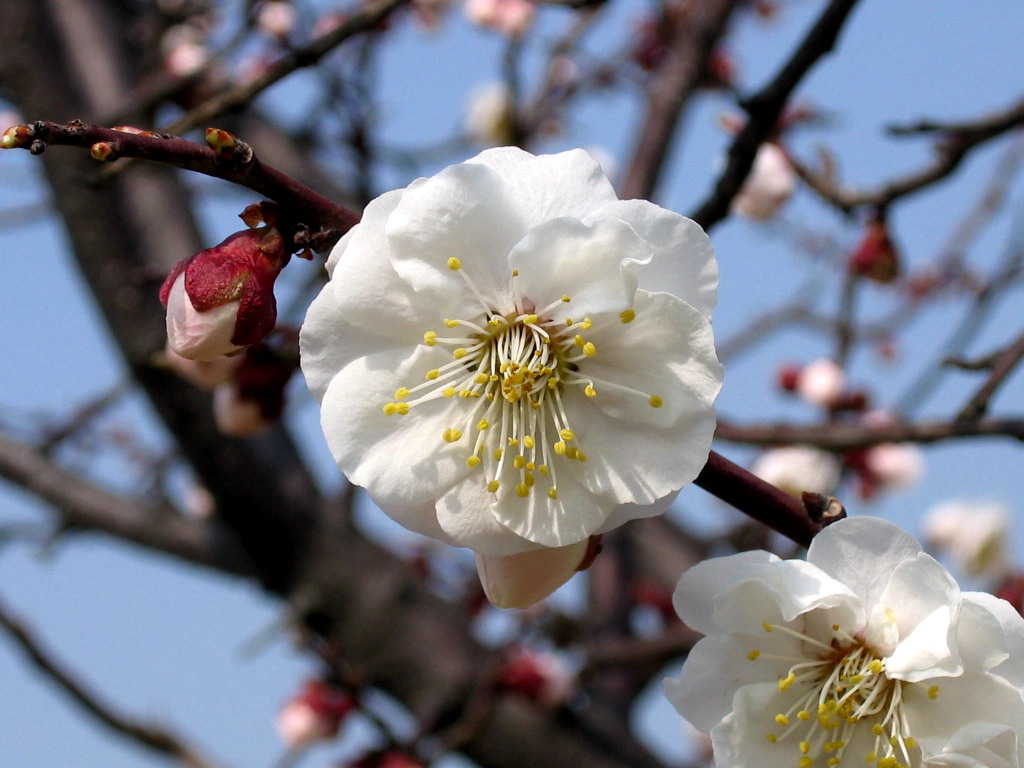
[957, 329, 1024, 421]
[0, 595, 223, 768]
[793, 97, 1024, 213]
[694, 450, 843, 548]
[715, 417, 1024, 449]
[689, 0, 861, 229]
[2, 120, 358, 252]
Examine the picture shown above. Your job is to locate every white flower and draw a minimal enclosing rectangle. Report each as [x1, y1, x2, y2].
[731, 143, 796, 221]
[796, 358, 846, 409]
[464, 82, 516, 146]
[476, 540, 589, 609]
[923, 500, 1011, 578]
[465, 0, 536, 37]
[665, 517, 1024, 768]
[301, 147, 722, 598]
[752, 446, 841, 498]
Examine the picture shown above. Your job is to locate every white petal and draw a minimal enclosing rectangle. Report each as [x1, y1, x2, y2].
[870, 553, 961, 675]
[165, 275, 243, 360]
[490, 459, 611, 548]
[960, 592, 1024, 685]
[596, 489, 680, 534]
[385, 161, 524, 318]
[708, 682, 811, 768]
[375, 499, 459, 546]
[924, 722, 1020, 768]
[807, 516, 923, 612]
[318, 346, 476, 507]
[673, 553, 861, 636]
[579, 290, 722, 428]
[466, 146, 618, 223]
[664, 632, 796, 732]
[301, 189, 436, 403]
[475, 540, 589, 609]
[508, 217, 647, 320]
[583, 199, 718, 319]
[904, 668, 1024, 763]
[435, 477, 547, 555]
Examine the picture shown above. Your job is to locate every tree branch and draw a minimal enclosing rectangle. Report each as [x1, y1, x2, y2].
[0, 596, 224, 768]
[792, 96, 1024, 213]
[715, 417, 1024, 449]
[957, 329, 1024, 420]
[1, 120, 358, 253]
[689, 0, 861, 229]
[0, 431, 256, 576]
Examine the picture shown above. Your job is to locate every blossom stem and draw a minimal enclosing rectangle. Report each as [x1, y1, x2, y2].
[694, 450, 844, 547]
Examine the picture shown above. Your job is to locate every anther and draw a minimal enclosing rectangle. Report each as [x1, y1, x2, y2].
[424, 331, 438, 346]
[443, 428, 463, 443]
[583, 341, 597, 356]
[447, 257, 462, 270]
[619, 308, 636, 323]
[649, 395, 663, 408]
[395, 387, 410, 400]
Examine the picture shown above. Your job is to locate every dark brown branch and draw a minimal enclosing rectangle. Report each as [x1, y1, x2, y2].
[694, 450, 843, 548]
[0, 596, 222, 768]
[2, 120, 357, 252]
[619, 0, 743, 201]
[689, 0, 860, 229]
[0, 431, 255, 576]
[957, 330, 1024, 420]
[793, 96, 1024, 213]
[715, 417, 1024, 449]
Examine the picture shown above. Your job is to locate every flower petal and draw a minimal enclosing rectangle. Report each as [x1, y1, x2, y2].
[923, 722, 1021, 768]
[385, 161, 525, 318]
[508, 217, 648, 320]
[466, 146, 618, 223]
[584, 199, 718, 319]
[318, 346, 476, 507]
[475, 540, 589, 608]
[807, 516, 923, 611]
[579, 290, 722, 429]
[435, 477, 548, 555]
[596, 489, 680, 534]
[960, 592, 1024, 685]
[665, 632, 798, 732]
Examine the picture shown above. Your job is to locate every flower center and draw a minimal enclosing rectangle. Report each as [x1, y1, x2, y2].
[750, 621, 938, 768]
[381, 258, 662, 502]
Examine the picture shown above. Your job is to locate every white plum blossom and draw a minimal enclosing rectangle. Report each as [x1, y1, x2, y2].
[732, 142, 796, 221]
[301, 147, 722, 604]
[923, 500, 1011, 578]
[864, 443, 924, 491]
[665, 517, 1024, 768]
[752, 446, 841, 498]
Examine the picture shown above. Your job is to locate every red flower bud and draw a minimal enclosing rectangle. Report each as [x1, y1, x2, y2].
[849, 219, 900, 284]
[159, 223, 287, 360]
[277, 679, 357, 749]
[497, 648, 575, 707]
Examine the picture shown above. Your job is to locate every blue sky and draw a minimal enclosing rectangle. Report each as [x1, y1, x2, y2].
[2, 1, 1023, 766]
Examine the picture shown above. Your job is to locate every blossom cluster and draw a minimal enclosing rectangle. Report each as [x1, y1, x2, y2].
[665, 517, 1024, 768]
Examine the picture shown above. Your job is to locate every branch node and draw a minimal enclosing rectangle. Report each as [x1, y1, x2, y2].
[801, 492, 847, 526]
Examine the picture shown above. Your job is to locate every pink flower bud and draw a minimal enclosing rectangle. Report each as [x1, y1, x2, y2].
[277, 679, 356, 749]
[732, 142, 796, 221]
[256, 0, 297, 39]
[465, 0, 535, 37]
[475, 539, 590, 609]
[795, 358, 846, 409]
[862, 442, 923, 490]
[498, 648, 575, 707]
[160, 223, 287, 361]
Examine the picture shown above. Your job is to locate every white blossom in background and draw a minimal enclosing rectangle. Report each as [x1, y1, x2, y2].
[301, 147, 722, 606]
[751, 446, 840, 498]
[924, 500, 1011, 578]
[731, 142, 796, 221]
[665, 517, 1024, 768]
[158, 343, 242, 390]
[796, 358, 846, 409]
[255, 0, 296, 39]
[464, 82, 516, 146]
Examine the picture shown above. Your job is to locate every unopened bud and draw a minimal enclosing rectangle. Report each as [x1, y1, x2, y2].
[277, 679, 357, 749]
[498, 648, 575, 707]
[205, 127, 253, 162]
[1, 124, 32, 150]
[90, 141, 121, 162]
[849, 218, 900, 284]
[159, 218, 289, 360]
